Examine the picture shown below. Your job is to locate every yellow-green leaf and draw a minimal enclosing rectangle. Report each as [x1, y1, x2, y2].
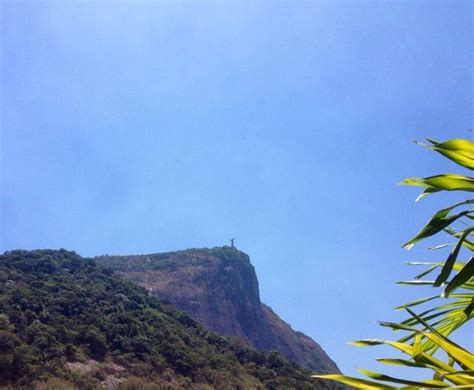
[312, 374, 398, 389]
[400, 174, 474, 194]
[443, 258, 474, 297]
[434, 228, 474, 287]
[350, 339, 414, 355]
[358, 368, 448, 387]
[422, 331, 474, 369]
[402, 208, 472, 249]
[426, 138, 474, 170]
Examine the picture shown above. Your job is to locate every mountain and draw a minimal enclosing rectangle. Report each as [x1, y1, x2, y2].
[96, 247, 340, 374]
[0, 249, 343, 389]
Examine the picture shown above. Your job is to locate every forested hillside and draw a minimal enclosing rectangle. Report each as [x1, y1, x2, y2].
[97, 247, 340, 373]
[0, 249, 342, 389]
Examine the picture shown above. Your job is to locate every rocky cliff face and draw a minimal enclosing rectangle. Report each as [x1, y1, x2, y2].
[97, 247, 341, 374]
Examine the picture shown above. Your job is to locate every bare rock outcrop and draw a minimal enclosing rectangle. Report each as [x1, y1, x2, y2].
[97, 247, 341, 374]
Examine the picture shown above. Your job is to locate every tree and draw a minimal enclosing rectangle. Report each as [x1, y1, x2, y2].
[316, 138, 474, 388]
[83, 328, 107, 360]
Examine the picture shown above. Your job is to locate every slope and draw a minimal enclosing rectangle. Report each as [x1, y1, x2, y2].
[0, 249, 342, 389]
[97, 247, 340, 374]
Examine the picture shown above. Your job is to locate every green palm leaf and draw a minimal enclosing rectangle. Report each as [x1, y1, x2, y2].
[317, 138, 474, 388]
[424, 138, 474, 170]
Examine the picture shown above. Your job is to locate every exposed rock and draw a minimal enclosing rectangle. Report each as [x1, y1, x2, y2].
[97, 247, 341, 374]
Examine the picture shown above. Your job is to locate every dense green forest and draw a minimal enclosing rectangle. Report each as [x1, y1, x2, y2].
[0, 249, 341, 389]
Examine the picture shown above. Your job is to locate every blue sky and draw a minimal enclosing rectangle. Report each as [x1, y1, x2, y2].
[1, 0, 473, 378]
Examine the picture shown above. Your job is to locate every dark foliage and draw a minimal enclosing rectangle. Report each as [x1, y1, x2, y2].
[0, 249, 340, 389]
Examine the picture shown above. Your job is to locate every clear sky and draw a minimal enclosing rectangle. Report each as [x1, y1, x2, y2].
[1, 0, 473, 379]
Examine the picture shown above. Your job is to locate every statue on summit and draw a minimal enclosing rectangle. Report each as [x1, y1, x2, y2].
[230, 238, 236, 248]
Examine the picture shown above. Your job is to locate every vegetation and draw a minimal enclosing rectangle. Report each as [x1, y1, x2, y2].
[316, 138, 474, 388]
[97, 247, 342, 374]
[0, 248, 341, 389]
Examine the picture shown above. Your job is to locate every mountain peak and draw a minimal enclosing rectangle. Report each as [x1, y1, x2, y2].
[0, 248, 345, 389]
[97, 247, 341, 374]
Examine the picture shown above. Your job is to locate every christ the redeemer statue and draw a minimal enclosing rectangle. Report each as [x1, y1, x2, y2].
[230, 238, 235, 248]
